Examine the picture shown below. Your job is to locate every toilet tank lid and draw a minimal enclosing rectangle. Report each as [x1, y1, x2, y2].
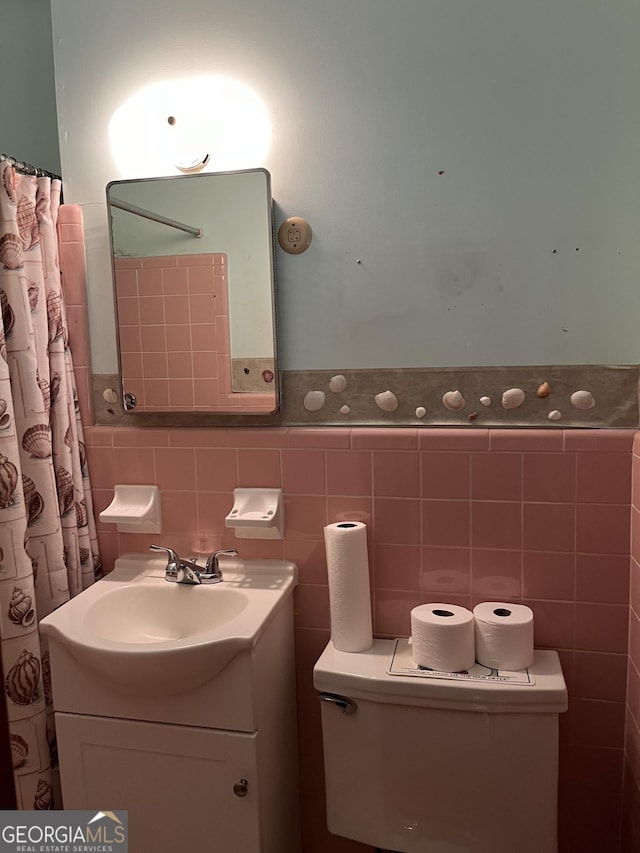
[313, 640, 568, 714]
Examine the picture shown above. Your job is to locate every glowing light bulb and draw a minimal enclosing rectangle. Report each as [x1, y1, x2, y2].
[109, 76, 271, 177]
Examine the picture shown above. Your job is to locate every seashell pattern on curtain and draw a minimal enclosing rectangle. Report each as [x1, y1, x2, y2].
[0, 158, 101, 809]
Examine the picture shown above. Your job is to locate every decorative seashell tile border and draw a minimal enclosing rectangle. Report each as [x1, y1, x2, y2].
[282, 365, 639, 427]
[93, 365, 639, 428]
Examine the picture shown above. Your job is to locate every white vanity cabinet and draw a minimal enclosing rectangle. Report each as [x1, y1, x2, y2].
[43, 556, 300, 853]
[56, 715, 263, 852]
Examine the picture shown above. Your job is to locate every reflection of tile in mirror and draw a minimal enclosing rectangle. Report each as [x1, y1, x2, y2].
[191, 324, 218, 352]
[118, 326, 141, 353]
[167, 351, 193, 378]
[138, 294, 165, 325]
[144, 379, 169, 409]
[114, 268, 138, 297]
[193, 351, 219, 379]
[164, 294, 190, 324]
[137, 267, 163, 295]
[116, 296, 139, 325]
[140, 325, 167, 353]
[187, 265, 215, 293]
[116, 252, 231, 412]
[165, 325, 191, 351]
[163, 267, 188, 294]
[215, 315, 230, 354]
[142, 352, 168, 377]
[195, 377, 221, 409]
[169, 379, 195, 409]
[120, 353, 142, 379]
[114, 257, 143, 271]
[190, 293, 217, 324]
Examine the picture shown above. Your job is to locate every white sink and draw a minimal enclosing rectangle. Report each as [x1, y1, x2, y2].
[40, 553, 297, 697]
[88, 584, 249, 644]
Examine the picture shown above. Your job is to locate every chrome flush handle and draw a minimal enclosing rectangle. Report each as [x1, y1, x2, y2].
[318, 692, 357, 714]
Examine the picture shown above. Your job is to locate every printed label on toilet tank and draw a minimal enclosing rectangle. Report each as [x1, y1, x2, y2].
[388, 639, 535, 685]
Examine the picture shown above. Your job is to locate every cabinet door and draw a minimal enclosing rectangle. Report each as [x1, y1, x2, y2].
[56, 713, 261, 853]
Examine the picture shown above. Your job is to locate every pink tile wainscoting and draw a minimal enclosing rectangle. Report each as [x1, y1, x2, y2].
[84, 424, 636, 853]
[58, 205, 94, 426]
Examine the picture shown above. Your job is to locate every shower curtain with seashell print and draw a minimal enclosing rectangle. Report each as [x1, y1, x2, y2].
[0, 158, 102, 810]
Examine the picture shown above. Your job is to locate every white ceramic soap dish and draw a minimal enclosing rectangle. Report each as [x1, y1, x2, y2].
[99, 485, 162, 534]
[225, 488, 284, 539]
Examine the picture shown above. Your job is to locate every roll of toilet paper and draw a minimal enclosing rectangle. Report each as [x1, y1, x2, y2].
[473, 602, 534, 671]
[410, 603, 476, 672]
[324, 521, 373, 652]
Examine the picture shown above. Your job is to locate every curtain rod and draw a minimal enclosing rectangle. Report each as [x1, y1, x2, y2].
[110, 196, 203, 238]
[0, 153, 61, 181]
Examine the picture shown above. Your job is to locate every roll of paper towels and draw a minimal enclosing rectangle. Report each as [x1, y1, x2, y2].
[473, 602, 534, 670]
[324, 521, 373, 652]
[410, 603, 475, 672]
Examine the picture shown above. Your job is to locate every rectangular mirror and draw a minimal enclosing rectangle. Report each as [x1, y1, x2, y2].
[106, 168, 278, 414]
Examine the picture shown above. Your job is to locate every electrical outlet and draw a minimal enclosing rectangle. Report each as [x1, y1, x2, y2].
[278, 217, 312, 254]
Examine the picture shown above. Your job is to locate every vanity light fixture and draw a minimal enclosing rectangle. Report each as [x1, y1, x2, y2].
[165, 115, 211, 173]
[176, 154, 211, 174]
[108, 75, 271, 177]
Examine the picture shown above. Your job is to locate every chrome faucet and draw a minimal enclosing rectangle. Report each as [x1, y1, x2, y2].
[150, 545, 238, 585]
[150, 545, 201, 584]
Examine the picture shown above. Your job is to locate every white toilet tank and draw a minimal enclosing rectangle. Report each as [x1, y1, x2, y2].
[313, 639, 567, 853]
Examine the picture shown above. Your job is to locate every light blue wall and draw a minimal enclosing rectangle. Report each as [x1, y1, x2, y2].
[51, 0, 640, 373]
[1, 0, 60, 175]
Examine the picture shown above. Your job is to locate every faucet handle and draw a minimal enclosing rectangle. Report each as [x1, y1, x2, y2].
[151, 545, 201, 584]
[196, 549, 238, 583]
[150, 544, 179, 564]
[205, 549, 239, 574]
[150, 545, 184, 582]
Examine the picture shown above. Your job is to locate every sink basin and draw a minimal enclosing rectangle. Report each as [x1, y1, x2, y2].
[40, 553, 297, 697]
[88, 584, 249, 644]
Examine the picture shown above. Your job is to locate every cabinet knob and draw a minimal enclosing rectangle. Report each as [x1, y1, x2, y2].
[233, 778, 249, 797]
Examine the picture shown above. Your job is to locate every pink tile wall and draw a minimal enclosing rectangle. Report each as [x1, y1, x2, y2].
[83, 424, 634, 853]
[58, 205, 94, 426]
[623, 435, 640, 851]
